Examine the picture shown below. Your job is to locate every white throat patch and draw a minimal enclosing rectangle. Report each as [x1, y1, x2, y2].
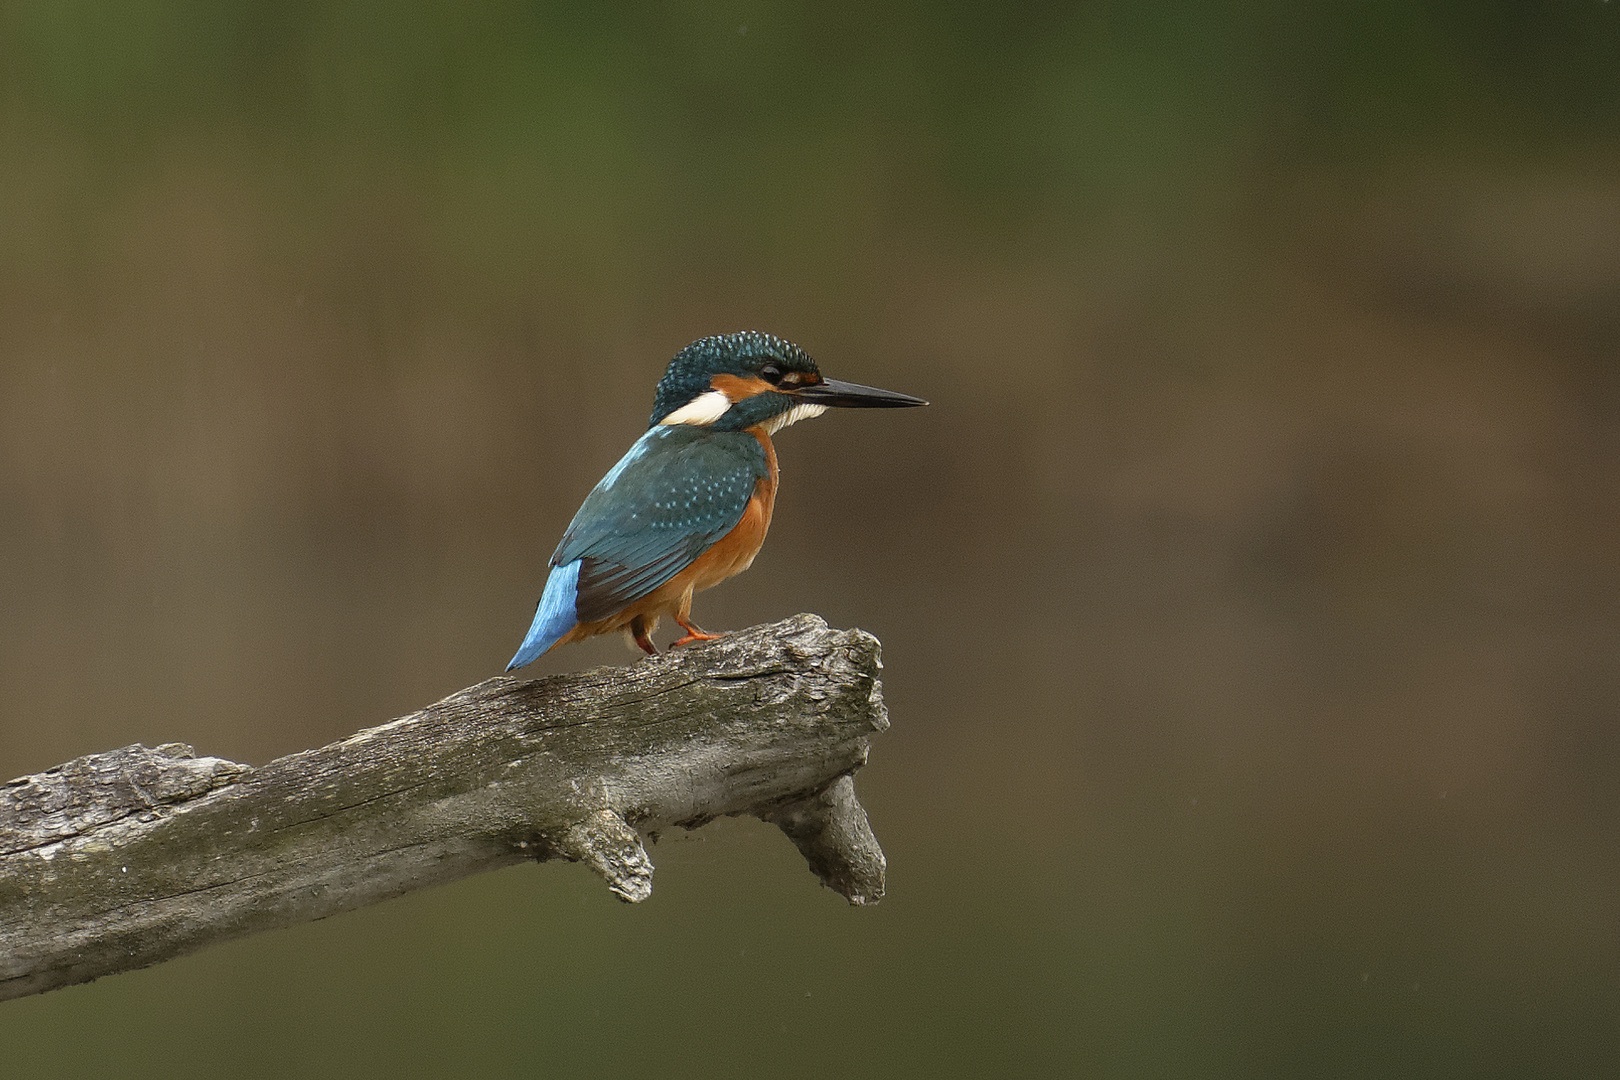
[760, 402, 828, 435]
[659, 391, 829, 433]
[659, 389, 732, 426]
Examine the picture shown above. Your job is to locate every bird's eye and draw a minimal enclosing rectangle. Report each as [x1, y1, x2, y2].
[760, 363, 783, 384]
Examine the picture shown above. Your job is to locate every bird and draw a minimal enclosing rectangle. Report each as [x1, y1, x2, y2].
[506, 331, 927, 670]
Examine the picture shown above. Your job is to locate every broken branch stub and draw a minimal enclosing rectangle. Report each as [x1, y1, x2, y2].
[0, 614, 888, 1002]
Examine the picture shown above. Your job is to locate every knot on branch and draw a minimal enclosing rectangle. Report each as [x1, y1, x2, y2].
[1, 743, 250, 857]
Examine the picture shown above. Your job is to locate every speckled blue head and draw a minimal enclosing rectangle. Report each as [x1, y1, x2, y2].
[649, 332, 819, 430]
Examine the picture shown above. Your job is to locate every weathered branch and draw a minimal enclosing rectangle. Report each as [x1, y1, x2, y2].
[0, 614, 888, 1002]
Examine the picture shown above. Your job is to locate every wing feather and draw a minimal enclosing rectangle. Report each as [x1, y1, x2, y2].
[552, 426, 768, 623]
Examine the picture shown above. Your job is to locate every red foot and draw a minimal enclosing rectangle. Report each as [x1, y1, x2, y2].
[670, 617, 723, 648]
[670, 630, 724, 648]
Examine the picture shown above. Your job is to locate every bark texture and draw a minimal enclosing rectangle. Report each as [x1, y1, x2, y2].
[0, 614, 888, 1002]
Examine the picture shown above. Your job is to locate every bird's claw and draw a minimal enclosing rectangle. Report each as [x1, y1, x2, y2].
[670, 631, 724, 648]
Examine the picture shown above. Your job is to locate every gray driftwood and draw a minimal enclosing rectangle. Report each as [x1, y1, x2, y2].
[0, 614, 888, 1002]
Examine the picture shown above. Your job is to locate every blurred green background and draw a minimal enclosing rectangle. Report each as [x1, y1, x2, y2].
[2, 1, 1619, 1076]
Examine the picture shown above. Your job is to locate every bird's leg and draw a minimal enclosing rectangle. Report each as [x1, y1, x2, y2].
[669, 590, 723, 648]
[628, 614, 659, 656]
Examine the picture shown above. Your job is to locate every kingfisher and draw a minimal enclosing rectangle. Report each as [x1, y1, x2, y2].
[506, 332, 927, 670]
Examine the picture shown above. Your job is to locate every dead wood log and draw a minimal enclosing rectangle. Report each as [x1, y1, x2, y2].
[0, 614, 888, 1002]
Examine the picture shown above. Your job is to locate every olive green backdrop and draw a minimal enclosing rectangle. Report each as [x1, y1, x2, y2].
[2, 2, 1618, 1076]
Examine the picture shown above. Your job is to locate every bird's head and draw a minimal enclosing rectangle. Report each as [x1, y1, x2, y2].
[649, 332, 927, 433]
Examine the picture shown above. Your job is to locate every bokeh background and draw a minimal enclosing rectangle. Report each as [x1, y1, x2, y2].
[3, 2, 1619, 1076]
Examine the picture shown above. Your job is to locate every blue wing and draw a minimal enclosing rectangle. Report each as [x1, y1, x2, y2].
[507, 426, 767, 670]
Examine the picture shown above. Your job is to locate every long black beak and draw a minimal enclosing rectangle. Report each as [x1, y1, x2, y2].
[791, 377, 929, 409]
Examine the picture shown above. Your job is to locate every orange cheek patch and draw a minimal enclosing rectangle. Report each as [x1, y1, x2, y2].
[711, 374, 775, 402]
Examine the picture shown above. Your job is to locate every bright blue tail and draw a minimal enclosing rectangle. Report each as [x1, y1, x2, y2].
[506, 560, 582, 671]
